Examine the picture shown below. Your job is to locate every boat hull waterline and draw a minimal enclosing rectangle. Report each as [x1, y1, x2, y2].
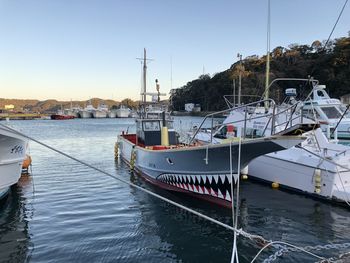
[118, 134, 302, 207]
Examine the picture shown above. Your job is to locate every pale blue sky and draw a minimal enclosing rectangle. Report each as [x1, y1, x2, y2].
[0, 0, 349, 101]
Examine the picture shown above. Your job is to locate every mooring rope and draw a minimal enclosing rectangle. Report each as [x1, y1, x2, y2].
[2, 123, 348, 262]
[0, 124, 238, 232]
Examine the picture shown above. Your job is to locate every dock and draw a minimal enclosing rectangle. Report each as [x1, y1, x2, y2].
[0, 113, 47, 120]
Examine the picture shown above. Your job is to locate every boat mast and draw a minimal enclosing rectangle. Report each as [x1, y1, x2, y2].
[143, 48, 147, 104]
[237, 53, 242, 106]
[264, 0, 271, 110]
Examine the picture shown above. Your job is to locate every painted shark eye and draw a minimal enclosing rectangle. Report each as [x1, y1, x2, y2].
[166, 158, 174, 165]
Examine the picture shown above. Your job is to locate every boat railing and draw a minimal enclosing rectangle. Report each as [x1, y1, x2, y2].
[272, 102, 304, 132]
[188, 99, 277, 145]
[188, 98, 310, 145]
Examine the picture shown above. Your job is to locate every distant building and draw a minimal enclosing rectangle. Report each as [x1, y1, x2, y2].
[185, 103, 201, 112]
[4, 104, 15, 111]
[340, 94, 350, 104]
[185, 103, 195, 112]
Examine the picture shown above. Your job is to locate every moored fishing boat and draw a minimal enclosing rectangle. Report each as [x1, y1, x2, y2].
[50, 114, 75, 120]
[108, 110, 117, 118]
[51, 107, 75, 120]
[79, 101, 95, 118]
[116, 105, 131, 118]
[0, 125, 28, 200]
[116, 49, 304, 207]
[92, 102, 108, 118]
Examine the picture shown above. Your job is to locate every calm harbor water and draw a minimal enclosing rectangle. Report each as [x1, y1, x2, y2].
[1, 118, 350, 263]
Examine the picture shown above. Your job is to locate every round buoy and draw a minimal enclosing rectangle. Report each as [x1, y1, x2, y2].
[271, 182, 279, 189]
[240, 165, 249, 176]
[241, 174, 248, 180]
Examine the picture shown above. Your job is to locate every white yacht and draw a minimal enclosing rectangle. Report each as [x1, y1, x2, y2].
[116, 105, 131, 118]
[92, 103, 108, 118]
[192, 82, 350, 205]
[79, 102, 95, 118]
[302, 84, 350, 139]
[0, 125, 28, 199]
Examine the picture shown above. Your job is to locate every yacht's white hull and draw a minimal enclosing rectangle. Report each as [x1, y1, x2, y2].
[248, 146, 350, 203]
[0, 126, 27, 200]
[92, 110, 107, 118]
[79, 111, 92, 118]
[116, 109, 130, 118]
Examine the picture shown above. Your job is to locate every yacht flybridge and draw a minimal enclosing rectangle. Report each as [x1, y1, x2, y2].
[116, 49, 304, 207]
[302, 83, 350, 139]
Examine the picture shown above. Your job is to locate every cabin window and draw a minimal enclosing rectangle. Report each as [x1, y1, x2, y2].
[317, 90, 325, 97]
[320, 106, 342, 119]
[167, 121, 174, 129]
[143, 121, 160, 131]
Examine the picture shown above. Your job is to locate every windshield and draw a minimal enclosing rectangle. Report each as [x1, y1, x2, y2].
[320, 106, 342, 119]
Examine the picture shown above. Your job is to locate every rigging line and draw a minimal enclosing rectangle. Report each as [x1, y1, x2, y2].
[0, 123, 237, 232]
[308, 0, 349, 77]
[296, 144, 350, 172]
[323, 0, 349, 52]
[229, 140, 239, 263]
[4, 123, 345, 261]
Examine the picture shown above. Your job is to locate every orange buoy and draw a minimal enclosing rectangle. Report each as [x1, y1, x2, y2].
[22, 154, 32, 170]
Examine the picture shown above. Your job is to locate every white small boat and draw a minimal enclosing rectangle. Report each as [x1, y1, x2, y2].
[116, 105, 131, 118]
[92, 103, 108, 118]
[108, 110, 117, 118]
[79, 102, 95, 118]
[0, 125, 28, 199]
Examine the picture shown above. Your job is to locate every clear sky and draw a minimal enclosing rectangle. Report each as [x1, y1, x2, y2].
[0, 0, 349, 101]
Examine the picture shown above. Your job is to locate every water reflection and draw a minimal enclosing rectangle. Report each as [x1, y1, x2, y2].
[0, 176, 33, 263]
[127, 167, 350, 262]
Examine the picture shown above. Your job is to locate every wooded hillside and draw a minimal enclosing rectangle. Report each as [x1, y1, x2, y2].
[170, 34, 350, 111]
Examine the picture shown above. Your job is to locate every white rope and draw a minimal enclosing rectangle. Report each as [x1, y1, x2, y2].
[3, 122, 349, 262]
[0, 123, 240, 232]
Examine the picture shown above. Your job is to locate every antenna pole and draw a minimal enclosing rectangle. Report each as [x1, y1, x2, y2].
[237, 53, 242, 106]
[264, 0, 271, 110]
[233, 79, 236, 107]
[143, 48, 147, 104]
